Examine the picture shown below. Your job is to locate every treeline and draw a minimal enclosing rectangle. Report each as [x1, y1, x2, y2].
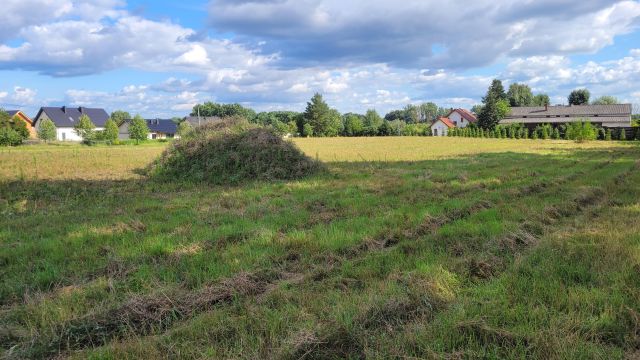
[191, 94, 450, 137]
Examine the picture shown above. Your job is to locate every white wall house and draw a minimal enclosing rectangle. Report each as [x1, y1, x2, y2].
[118, 119, 178, 140]
[446, 109, 478, 128]
[431, 117, 455, 136]
[33, 106, 109, 141]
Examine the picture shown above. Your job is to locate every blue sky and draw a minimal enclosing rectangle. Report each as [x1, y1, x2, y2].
[1, 0, 640, 118]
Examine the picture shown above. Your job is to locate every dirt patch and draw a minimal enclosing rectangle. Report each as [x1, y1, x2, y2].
[455, 319, 530, 349]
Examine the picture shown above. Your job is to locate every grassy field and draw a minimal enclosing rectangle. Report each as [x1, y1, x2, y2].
[1, 138, 639, 359]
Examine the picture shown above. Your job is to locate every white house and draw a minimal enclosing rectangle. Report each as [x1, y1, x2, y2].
[445, 108, 478, 128]
[33, 106, 110, 141]
[431, 117, 455, 136]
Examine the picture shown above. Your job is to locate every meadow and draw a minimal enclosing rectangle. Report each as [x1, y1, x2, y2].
[1, 137, 639, 359]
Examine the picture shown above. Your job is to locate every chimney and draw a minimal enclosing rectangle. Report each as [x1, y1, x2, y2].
[79, 107, 84, 114]
[62, 106, 66, 113]
[545, 104, 548, 111]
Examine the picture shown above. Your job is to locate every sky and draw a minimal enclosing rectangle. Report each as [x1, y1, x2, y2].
[1, 0, 640, 118]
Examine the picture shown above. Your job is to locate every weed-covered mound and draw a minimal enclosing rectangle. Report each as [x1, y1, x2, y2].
[150, 118, 324, 184]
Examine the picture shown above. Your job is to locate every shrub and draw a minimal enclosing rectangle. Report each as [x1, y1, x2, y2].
[103, 119, 119, 142]
[565, 121, 597, 142]
[605, 129, 612, 141]
[177, 121, 194, 138]
[74, 114, 96, 141]
[619, 128, 626, 141]
[129, 115, 149, 144]
[0, 110, 30, 146]
[38, 118, 57, 142]
[531, 129, 539, 139]
[149, 118, 325, 184]
[551, 127, 560, 139]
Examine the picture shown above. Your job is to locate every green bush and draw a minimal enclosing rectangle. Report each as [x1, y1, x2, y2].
[551, 127, 560, 139]
[605, 129, 612, 141]
[619, 129, 626, 141]
[565, 121, 597, 142]
[149, 118, 325, 184]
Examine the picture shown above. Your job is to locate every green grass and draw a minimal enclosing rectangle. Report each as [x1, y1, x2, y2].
[1, 138, 639, 359]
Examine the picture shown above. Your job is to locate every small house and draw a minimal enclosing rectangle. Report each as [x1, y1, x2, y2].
[431, 117, 456, 136]
[33, 106, 109, 141]
[6, 110, 36, 138]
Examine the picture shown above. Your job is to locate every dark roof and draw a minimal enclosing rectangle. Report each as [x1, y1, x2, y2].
[6, 110, 19, 117]
[35, 106, 110, 127]
[503, 104, 632, 126]
[145, 119, 177, 134]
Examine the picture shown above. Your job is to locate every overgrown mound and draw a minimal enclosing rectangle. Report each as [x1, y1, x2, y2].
[149, 117, 324, 184]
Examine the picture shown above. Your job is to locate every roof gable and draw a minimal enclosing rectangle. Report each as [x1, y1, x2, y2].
[5, 110, 33, 125]
[447, 108, 477, 123]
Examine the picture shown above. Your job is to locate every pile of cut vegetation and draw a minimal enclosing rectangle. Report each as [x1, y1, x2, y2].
[149, 117, 324, 184]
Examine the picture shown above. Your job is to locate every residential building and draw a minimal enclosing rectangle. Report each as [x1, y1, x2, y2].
[6, 110, 36, 138]
[431, 117, 455, 136]
[33, 106, 109, 141]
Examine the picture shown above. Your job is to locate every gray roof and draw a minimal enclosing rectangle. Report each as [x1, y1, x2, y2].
[35, 106, 110, 127]
[6, 110, 19, 117]
[183, 116, 222, 127]
[502, 104, 632, 126]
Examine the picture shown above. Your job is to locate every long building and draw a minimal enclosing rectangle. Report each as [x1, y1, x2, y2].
[501, 104, 632, 128]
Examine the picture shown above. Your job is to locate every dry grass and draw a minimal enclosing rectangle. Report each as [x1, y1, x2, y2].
[292, 136, 633, 162]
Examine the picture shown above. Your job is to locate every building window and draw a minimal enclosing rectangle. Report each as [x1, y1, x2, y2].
[454, 121, 457, 126]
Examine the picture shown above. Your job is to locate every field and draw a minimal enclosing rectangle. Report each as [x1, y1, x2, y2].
[1, 138, 639, 359]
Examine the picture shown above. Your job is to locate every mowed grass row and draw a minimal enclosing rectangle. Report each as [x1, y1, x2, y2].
[0, 138, 639, 359]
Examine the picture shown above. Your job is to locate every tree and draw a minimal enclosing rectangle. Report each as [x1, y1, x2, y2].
[177, 121, 194, 138]
[129, 115, 149, 144]
[403, 104, 420, 124]
[507, 83, 534, 107]
[591, 96, 619, 105]
[568, 89, 590, 105]
[605, 128, 612, 141]
[303, 93, 341, 137]
[38, 118, 57, 142]
[342, 113, 364, 136]
[551, 127, 560, 140]
[487, 79, 507, 101]
[384, 109, 405, 122]
[191, 102, 256, 120]
[471, 104, 484, 115]
[302, 123, 313, 137]
[565, 121, 597, 142]
[619, 128, 627, 141]
[363, 109, 383, 136]
[419, 102, 439, 122]
[0, 110, 27, 146]
[532, 94, 550, 106]
[74, 114, 96, 141]
[478, 79, 510, 129]
[103, 118, 119, 142]
[110, 110, 131, 126]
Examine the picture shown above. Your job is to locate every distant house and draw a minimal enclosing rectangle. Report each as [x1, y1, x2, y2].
[6, 110, 36, 138]
[118, 119, 178, 140]
[445, 108, 477, 128]
[33, 106, 109, 141]
[501, 104, 632, 128]
[183, 116, 222, 127]
[431, 117, 456, 136]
